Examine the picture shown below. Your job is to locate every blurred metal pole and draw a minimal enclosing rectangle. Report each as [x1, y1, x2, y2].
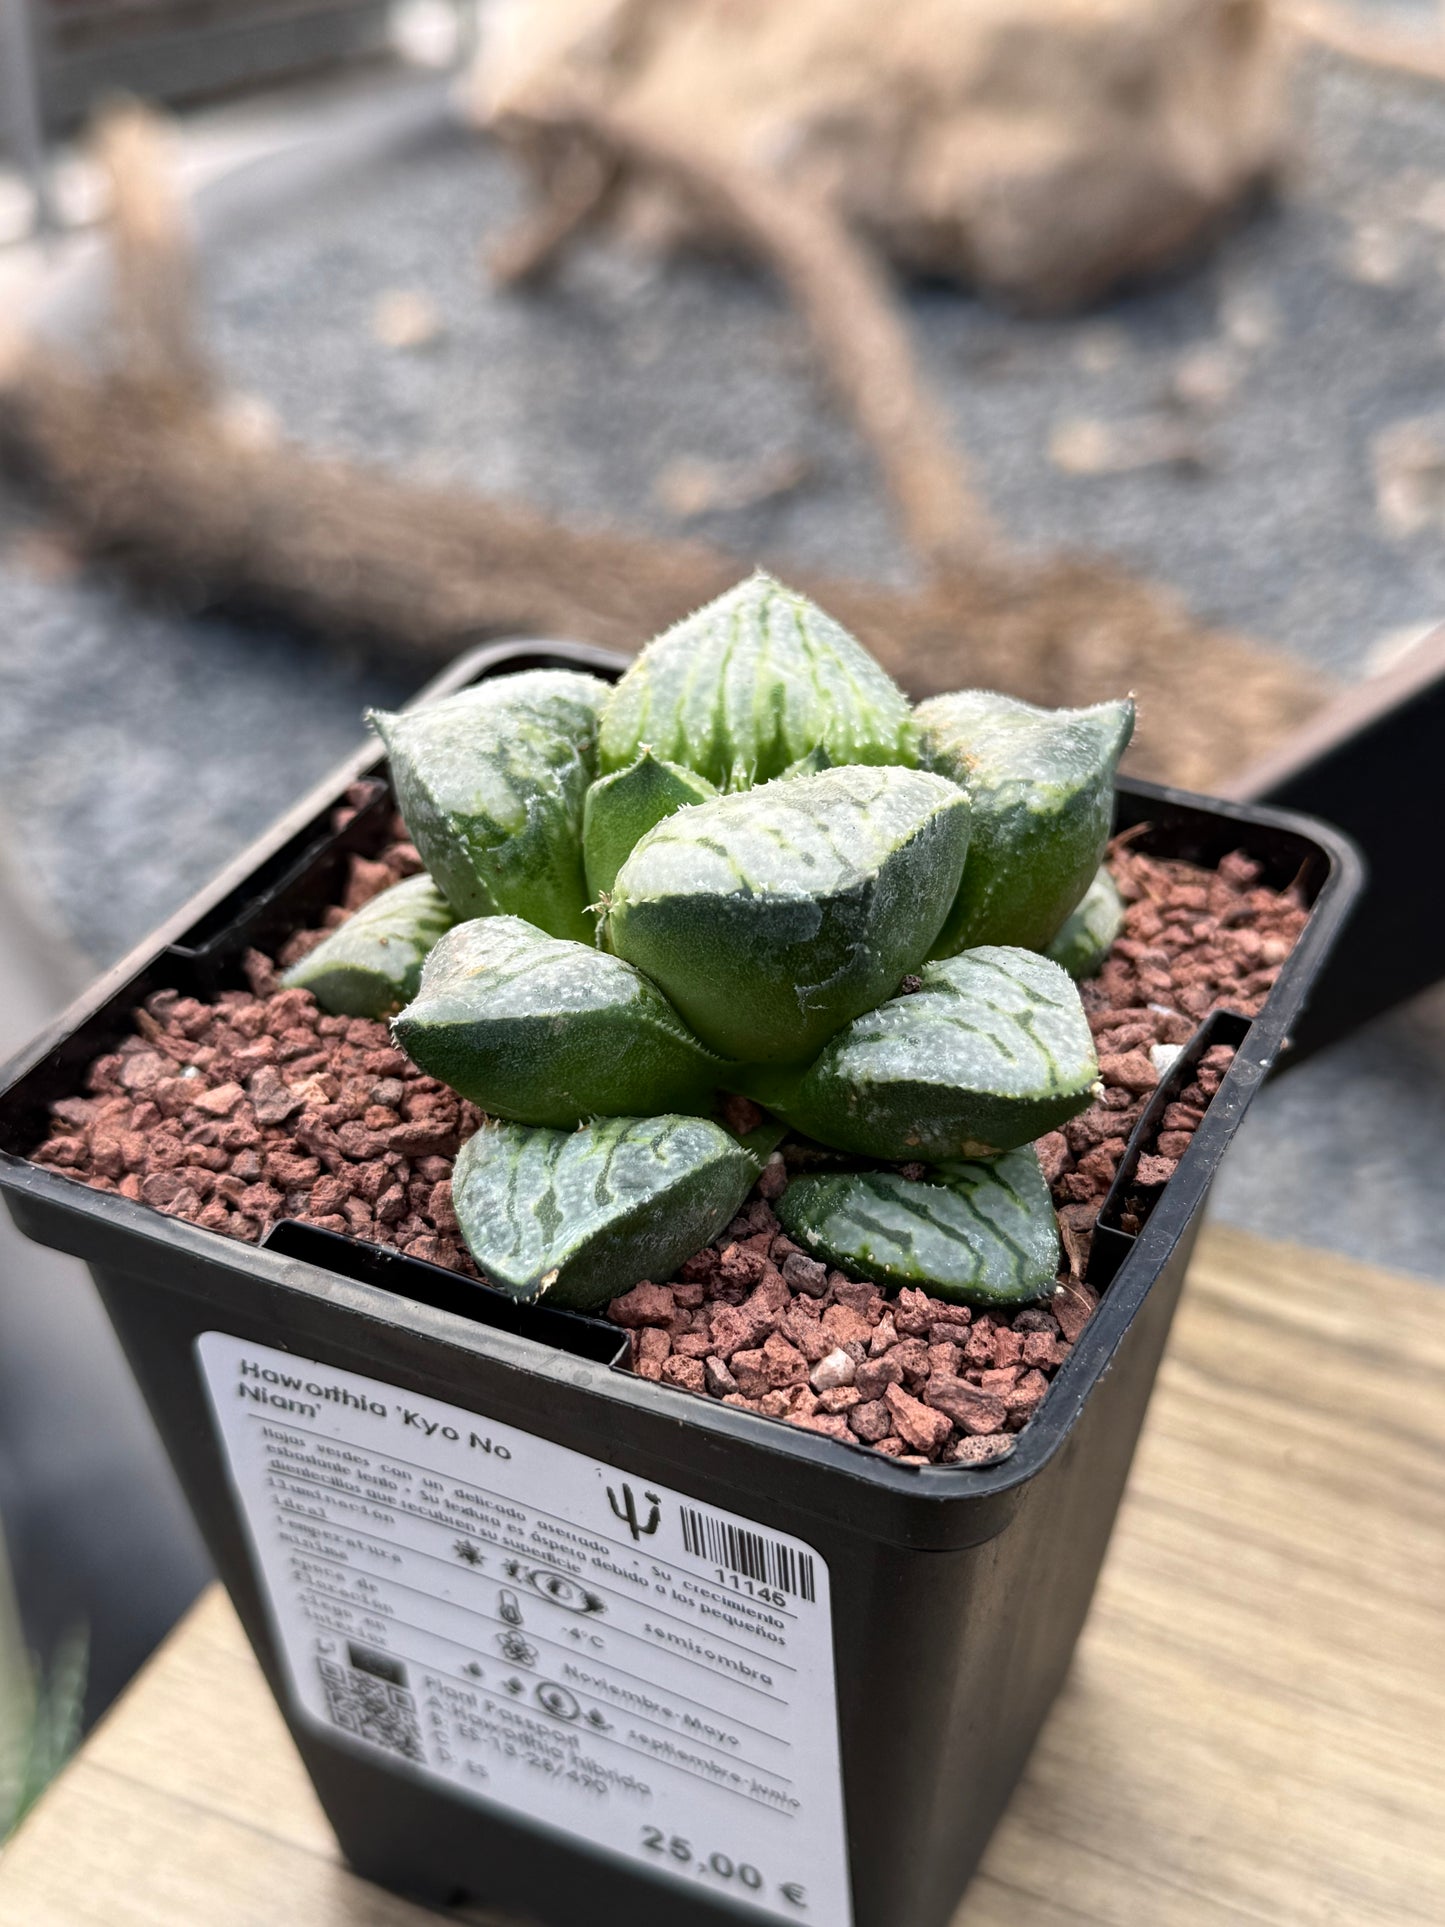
[0, 0, 55, 233]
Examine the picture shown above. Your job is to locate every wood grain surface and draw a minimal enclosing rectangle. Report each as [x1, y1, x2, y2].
[2, 1223, 1442, 1927]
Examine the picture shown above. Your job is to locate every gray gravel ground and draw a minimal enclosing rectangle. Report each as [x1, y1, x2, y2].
[1, 52, 1442, 1278]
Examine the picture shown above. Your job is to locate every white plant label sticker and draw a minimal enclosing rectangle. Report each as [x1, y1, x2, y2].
[196, 1331, 852, 1924]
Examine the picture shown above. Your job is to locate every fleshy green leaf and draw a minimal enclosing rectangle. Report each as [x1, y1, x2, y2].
[605, 764, 970, 1064]
[281, 874, 454, 1017]
[598, 571, 916, 790]
[776, 1147, 1060, 1307]
[1045, 866, 1125, 979]
[393, 916, 725, 1127]
[451, 1114, 756, 1309]
[772, 946, 1099, 1159]
[916, 691, 1134, 954]
[369, 670, 608, 943]
[582, 750, 716, 901]
[774, 745, 835, 780]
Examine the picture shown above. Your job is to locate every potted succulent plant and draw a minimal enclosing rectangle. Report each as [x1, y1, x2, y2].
[0, 575, 1358, 1927]
[284, 573, 1128, 1328]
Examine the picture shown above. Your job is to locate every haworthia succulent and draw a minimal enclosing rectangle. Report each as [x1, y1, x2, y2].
[582, 750, 716, 901]
[393, 917, 724, 1127]
[1046, 866, 1126, 979]
[598, 571, 917, 790]
[916, 691, 1134, 955]
[281, 874, 454, 1017]
[776, 1147, 1060, 1307]
[450, 1114, 756, 1310]
[369, 670, 608, 944]
[769, 946, 1099, 1159]
[605, 764, 970, 1064]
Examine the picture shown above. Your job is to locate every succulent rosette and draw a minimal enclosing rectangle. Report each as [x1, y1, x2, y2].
[286, 571, 1134, 1312]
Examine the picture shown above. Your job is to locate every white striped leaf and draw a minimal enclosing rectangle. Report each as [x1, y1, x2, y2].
[282, 874, 454, 1017]
[775, 946, 1099, 1158]
[776, 1147, 1059, 1307]
[393, 916, 724, 1127]
[582, 750, 716, 900]
[917, 691, 1134, 954]
[598, 571, 916, 790]
[1045, 866, 1125, 979]
[605, 764, 970, 1063]
[369, 670, 608, 943]
[451, 1114, 756, 1309]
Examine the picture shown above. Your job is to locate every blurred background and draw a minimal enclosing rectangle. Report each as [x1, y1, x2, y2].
[1, 0, 1443, 1829]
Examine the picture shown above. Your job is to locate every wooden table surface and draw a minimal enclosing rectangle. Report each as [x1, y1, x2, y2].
[3, 1223, 1443, 1927]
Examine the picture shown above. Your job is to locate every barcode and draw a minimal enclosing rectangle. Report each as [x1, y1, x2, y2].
[317, 1655, 425, 1761]
[680, 1506, 816, 1602]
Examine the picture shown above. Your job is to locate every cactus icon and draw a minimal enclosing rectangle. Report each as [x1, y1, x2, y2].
[607, 1485, 661, 1541]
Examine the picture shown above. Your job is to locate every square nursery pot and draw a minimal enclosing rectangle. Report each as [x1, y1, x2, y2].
[0, 641, 1361, 1927]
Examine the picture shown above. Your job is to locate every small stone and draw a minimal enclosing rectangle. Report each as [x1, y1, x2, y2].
[922, 1377, 1008, 1437]
[893, 1288, 934, 1337]
[1054, 1282, 1100, 1344]
[780, 1251, 829, 1297]
[375, 1182, 407, 1225]
[760, 1332, 810, 1389]
[756, 1153, 789, 1201]
[1099, 1050, 1160, 1094]
[979, 1366, 1020, 1393]
[608, 1282, 678, 1329]
[719, 1093, 766, 1137]
[854, 1354, 904, 1399]
[992, 1327, 1023, 1369]
[729, 1348, 770, 1398]
[889, 1337, 931, 1387]
[1009, 1368, 1051, 1418]
[951, 1434, 1016, 1466]
[118, 1052, 168, 1092]
[190, 1081, 244, 1118]
[708, 1303, 753, 1359]
[816, 1386, 862, 1414]
[403, 1234, 462, 1269]
[719, 1243, 768, 1288]
[1135, 1153, 1178, 1187]
[780, 1304, 834, 1363]
[789, 1413, 852, 1441]
[847, 1398, 894, 1443]
[633, 1328, 672, 1380]
[821, 1304, 873, 1351]
[704, 1356, 739, 1398]
[883, 1384, 952, 1456]
[661, 1355, 707, 1394]
[248, 1066, 302, 1125]
[810, 1347, 856, 1392]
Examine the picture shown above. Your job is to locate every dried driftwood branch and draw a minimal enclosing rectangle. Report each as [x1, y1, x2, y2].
[0, 102, 1326, 793]
[489, 136, 618, 288]
[1288, 2, 1445, 89]
[494, 97, 1004, 578]
[93, 100, 211, 406]
[0, 342, 1324, 790]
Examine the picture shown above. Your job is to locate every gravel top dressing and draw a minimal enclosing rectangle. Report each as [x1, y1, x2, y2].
[28, 797, 1308, 1467]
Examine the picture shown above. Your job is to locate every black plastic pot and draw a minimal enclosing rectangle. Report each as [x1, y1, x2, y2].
[0, 642, 1361, 1927]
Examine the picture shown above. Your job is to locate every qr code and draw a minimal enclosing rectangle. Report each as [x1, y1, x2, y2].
[317, 1650, 424, 1763]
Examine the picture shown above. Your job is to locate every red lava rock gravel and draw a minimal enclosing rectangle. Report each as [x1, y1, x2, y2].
[29, 820, 1309, 1467]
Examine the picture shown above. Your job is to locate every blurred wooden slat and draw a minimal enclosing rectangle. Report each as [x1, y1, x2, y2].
[1, 1222, 1442, 1927]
